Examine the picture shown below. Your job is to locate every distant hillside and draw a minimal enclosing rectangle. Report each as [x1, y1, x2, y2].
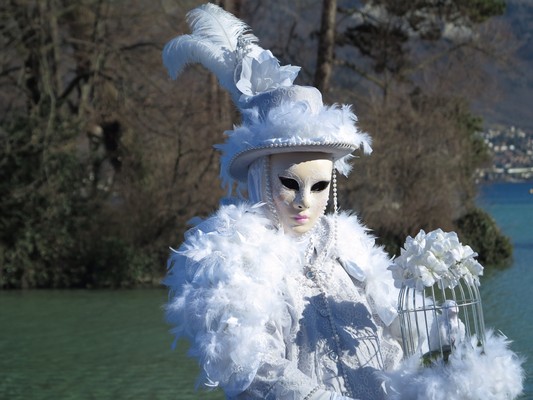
[478, 0, 533, 130]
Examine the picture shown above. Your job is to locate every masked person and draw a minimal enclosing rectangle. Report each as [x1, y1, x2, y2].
[162, 4, 523, 400]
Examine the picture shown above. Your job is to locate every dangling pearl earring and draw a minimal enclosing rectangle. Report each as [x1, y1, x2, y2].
[332, 166, 338, 251]
[332, 167, 338, 214]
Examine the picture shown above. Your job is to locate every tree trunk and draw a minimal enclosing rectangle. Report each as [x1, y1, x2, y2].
[314, 0, 337, 94]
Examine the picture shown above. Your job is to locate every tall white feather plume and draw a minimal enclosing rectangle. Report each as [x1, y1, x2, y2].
[163, 4, 371, 188]
[162, 3, 259, 102]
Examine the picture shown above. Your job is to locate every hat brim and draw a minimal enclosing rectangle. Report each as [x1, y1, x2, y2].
[229, 143, 356, 182]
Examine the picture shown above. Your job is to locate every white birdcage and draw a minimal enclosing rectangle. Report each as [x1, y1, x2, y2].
[389, 229, 486, 363]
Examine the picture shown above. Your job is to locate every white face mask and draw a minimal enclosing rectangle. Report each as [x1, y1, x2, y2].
[269, 152, 333, 236]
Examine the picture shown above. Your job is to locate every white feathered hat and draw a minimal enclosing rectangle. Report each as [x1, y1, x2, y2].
[163, 3, 372, 190]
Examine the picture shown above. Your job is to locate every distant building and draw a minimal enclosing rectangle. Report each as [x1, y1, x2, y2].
[477, 126, 533, 182]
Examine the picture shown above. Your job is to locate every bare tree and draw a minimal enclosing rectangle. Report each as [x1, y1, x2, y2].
[314, 0, 337, 94]
[0, 0, 229, 288]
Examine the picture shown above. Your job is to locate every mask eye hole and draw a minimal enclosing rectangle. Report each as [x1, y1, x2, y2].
[279, 177, 299, 191]
[311, 181, 330, 192]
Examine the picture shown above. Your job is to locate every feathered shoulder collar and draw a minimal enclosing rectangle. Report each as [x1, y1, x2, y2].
[167, 202, 398, 326]
[330, 212, 398, 326]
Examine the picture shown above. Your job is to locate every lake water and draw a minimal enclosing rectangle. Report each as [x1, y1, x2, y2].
[0, 182, 531, 400]
[0, 289, 223, 400]
[477, 181, 533, 399]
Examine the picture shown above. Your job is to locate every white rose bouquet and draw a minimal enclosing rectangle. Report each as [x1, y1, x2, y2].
[389, 229, 484, 290]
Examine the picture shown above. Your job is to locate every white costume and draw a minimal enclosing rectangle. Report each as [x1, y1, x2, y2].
[162, 4, 524, 399]
[166, 204, 402, 399]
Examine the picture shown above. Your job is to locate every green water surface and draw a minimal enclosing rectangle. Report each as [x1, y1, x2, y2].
[0, 289, 223, 400]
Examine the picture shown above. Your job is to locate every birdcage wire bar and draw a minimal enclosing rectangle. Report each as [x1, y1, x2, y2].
[397, 276, 486, 360]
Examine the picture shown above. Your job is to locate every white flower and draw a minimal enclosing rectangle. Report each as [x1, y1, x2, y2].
[389, 229, 484, 290]
[236, 50, 300, 96]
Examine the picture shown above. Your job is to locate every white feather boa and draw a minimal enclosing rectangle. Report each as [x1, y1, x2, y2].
[164, 203, 396, 392]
